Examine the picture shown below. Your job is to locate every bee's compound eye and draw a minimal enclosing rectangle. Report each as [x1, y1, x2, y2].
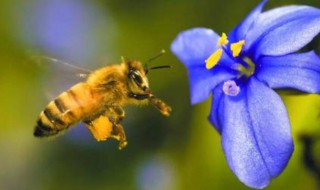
[131, 71, 143, 85]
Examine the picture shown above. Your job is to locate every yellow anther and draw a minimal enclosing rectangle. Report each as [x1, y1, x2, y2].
[231, 40, 245, 57]
[206, 49, 223, 70]
[218, 33, 229, 46]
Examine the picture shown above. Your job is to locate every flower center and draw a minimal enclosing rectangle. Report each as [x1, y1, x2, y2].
[205, 33, 257, 96]
[205, 33, 256, 78]
[235, 57, 255, 78]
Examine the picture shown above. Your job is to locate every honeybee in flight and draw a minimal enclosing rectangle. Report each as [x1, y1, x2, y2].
[33, 52, 171, 149]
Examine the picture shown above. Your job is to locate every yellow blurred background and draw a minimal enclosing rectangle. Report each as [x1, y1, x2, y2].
[0, 0, 320, 189]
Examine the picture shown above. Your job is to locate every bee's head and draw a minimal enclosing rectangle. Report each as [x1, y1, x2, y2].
[126, 60, 150, 93]
[124, 51, 171, 94]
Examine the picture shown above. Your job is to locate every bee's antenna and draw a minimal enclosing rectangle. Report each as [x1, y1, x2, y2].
[145, 49, 166, 64]
[144, 50, 166, 74]
[150, 65, 172, 70]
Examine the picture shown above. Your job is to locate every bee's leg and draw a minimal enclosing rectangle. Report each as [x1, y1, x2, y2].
[107, 106, 127, 149]
[128, 92, 150, 100]
[110, 123, 127, 150]
[108, 105, 125, 122]
[149, 95, 172, 117]
[128, 92, 171, 116]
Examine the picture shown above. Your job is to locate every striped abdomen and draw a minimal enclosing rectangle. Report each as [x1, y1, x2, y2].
[34, 83, 99, 137]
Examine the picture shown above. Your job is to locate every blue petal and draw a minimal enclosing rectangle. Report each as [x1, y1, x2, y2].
[188, 66, 235, 104]
[171, 28, 221, 67]
[171, 27, 235, 67]
[256, 51, 320, 93]
[245, 5, 320, 52]
[171, 28, 236, 104]
[228, 0, 267, 42]
[208, 83, 224, 133]
[246, 5, 320, 58]
[221, 77, 293, 189]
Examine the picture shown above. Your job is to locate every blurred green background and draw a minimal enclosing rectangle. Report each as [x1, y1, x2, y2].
[0, 0, 320, 189]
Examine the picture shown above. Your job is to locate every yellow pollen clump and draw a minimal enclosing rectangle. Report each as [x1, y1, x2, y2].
[217, 33, 229, 46]
[231, 40, 245, 57]
[87, 116, 113, 141]
[206, 49, 223, 70]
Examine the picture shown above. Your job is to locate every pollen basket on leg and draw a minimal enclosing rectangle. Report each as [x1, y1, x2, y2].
[86, 116, 113, 141]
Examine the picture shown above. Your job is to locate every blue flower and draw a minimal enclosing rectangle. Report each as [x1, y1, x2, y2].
[171, 0, 320, 189]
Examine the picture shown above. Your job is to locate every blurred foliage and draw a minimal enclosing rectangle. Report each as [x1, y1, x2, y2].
[0, 0, 320, 190]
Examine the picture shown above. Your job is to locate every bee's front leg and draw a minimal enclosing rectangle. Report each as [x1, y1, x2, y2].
[128, 92, 171, 117]
[149, 95, 172, 117]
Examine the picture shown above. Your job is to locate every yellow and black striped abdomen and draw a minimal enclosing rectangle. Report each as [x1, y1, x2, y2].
[34, 83, 98, 137]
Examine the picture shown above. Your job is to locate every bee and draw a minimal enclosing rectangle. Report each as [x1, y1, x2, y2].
[33, 53, 171, 149]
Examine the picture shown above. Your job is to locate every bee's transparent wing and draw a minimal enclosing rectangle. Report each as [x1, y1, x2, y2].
[31, 56, 93, 100]
[32, 55, 92, 78]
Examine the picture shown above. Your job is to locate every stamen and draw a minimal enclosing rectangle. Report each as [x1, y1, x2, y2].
[230, 40, 245, 57]
[218, 33, 229, 46]
[205, 32, 230, 70]
[237, 64, 250, 76]
[232, 57, 256, 78]
[243, 57, 255, 69]
[205, 49, 223, 70]
[223, 80, 240, 96]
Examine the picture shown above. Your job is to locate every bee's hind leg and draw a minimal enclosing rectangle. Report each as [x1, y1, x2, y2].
[109, 123, 127, 150]
[107, 105, 127, 149]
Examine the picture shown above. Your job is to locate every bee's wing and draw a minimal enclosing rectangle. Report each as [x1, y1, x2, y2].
[32, 55, 92, 78]
[31, 56, 93, 100]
